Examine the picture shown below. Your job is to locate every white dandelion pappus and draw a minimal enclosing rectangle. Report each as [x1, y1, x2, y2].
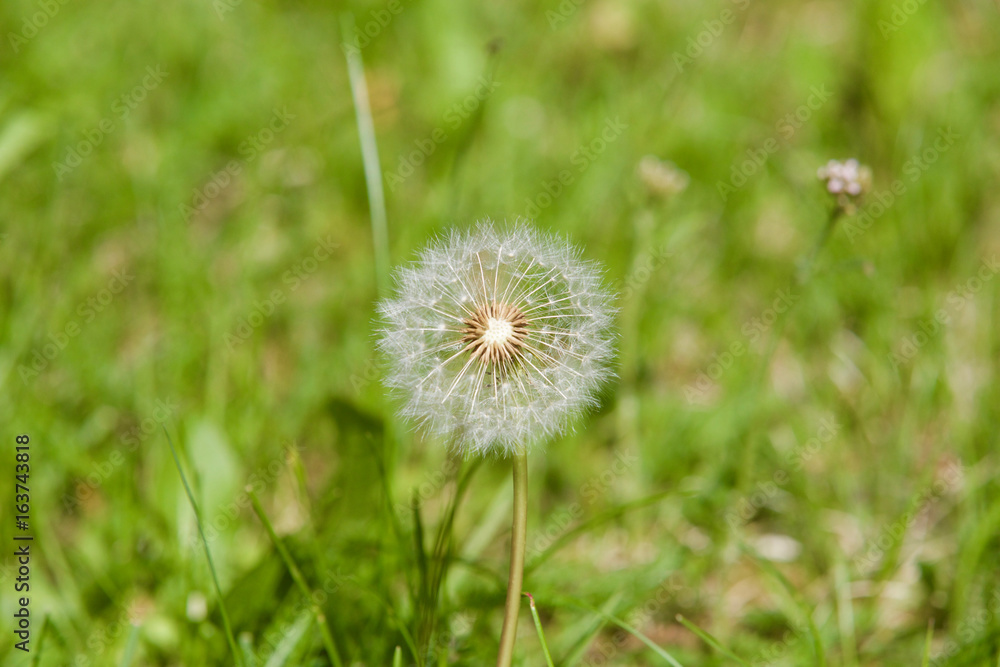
[377, 221, 616, 457]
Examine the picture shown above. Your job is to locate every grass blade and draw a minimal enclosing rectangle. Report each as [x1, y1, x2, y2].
[524, 593, 555, 667]
[29, 615, 50, 667]
[557, 592, 621, 665]
[341, 12, 390, 298]
[418, 456, 481, 661]
[118, 622, 142, 667]
[354, 586, 421, 664]
[262, 611, 312, 667]
[921, 619, 933, 667]
[165, 428, 244, 667]
[563, 597, 685, 667]
[527, 490, 672, 573]
[741, 542, 825, 667]
[240, 632, 258, 667]
[248, 489, 345, 667]
[676, 614, 748, 665]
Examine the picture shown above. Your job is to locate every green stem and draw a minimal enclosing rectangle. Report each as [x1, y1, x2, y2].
[496, 452, 528, 667]
[798, 206, 844, 283]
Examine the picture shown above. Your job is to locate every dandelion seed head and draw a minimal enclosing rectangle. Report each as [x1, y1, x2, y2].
[377, 220, 616, 457]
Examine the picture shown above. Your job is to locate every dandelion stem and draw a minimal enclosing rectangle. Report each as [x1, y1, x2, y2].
[496, 451, 528, 667]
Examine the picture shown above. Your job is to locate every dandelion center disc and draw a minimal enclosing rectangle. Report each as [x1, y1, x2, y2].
[462, 302, 528, 370]
[484, 317, 514, 345]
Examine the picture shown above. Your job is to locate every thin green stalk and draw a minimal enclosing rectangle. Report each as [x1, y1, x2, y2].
[353, 587, 420, 664]
[165, 429, 244, 667]
[921, 619, 933, 667]
[742, 543, 825, 667]
[30, 615, 50, 667]
[119, 622, 142, 667]
[523, 593, 555, 667]
[557, 597, 684, 667]
[341, 13, 390, 298]
[418, 456, 481, 661]
[798, 206, 844, 283]
[247, 489, 345, 667]
[496, 452, 528, 667]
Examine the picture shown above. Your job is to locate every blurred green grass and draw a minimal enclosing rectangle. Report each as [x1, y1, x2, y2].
[2, 0, 1000, 664]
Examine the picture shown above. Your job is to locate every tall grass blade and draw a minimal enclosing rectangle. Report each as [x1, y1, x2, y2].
[165, 428, 244, 667]
[248, 489, 345, 667]
[676, 614, 748, 665]
[524, 593, 556, 667]
[341, 13, 390, 298]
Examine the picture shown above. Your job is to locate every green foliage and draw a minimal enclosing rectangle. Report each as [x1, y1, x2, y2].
[2, 0, 1000, 664]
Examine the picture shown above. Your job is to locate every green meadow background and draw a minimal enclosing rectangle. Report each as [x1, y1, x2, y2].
[2, 0, 999, 664]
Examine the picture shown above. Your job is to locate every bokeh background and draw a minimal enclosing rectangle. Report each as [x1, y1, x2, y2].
[2, 0, 1000, 664]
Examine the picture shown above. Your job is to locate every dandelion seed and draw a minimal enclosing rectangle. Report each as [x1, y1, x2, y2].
[377, 220, 616, 457]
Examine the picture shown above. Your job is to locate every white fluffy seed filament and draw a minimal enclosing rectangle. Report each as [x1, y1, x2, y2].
[461, 302, 528, 370]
